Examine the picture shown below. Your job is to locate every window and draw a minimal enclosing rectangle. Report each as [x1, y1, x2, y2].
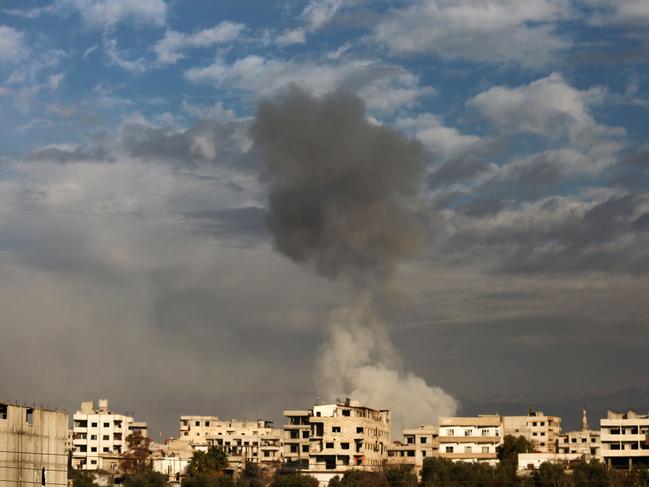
[91, 435, 97, 440]
[26, 408, 34, 424]
[103, 423, 109, 428]
[422, 451, 427, 457]
[91, 447, 97, 452]
[481, 429, 489, 436]
[0, 404, 7, 420]
[302, 445, 309, 453]
[342, 410, 350, 417]
[91, 422, 97, 428]
[184, 432, 188, 436]
[205, 421, 210, 427]
[341, 443, 349, 450]
[445, 446, 453, 453]
[290, 445, 298, 453]
[482, 447, 489, 453]
[79, 446, 87, 452]
[448, 429, 455, 436]
[407, 450, 415, 457]
[326, 442, 334, 449]
[356, 427, 364, 434]
[420, 437, 427, 444]
[91, 460, 97, 465]
[332, 426, 341, 433]
[465, 429, 472, 437]
[103, 435, 109, 440]
[195, 421, 200, 426]
[181, 420, 188, 426]
[464, 446, 472, 453]
[103, 447, 109, 452]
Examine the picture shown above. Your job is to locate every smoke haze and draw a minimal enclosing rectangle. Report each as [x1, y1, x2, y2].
[251, 88, 458, 434]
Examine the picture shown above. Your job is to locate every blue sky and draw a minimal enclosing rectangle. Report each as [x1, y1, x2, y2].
[1, 0, 649, 436]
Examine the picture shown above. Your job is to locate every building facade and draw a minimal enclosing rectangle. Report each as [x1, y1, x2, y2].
[558, 409, 600, 460]
[438, 416, 503, 466]
[0, 402, 68, 486]
[600, 410, 649, 469]
[283, 400, 391, 486]
[503, 410, 562, 453]
[387, 425, 438, 474]
[70, 399, 148, 471]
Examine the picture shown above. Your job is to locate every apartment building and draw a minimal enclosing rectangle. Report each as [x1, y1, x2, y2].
[387, 425, 438, 474]
[206, 419, 282, 475]
[438, 415, 503, 466]
[283, 400, 391, 486]
[0, 402, 68, 486]
[503, 410, 562, 453]
[600, 410, 649, 469]
[71, 399, 148, 471]
[557, 409, 600, 460]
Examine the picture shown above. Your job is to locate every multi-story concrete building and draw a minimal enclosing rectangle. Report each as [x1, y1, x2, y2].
[503, 410, 562, 453]
[178, 415, 220, 445]
[600, 410, 649, 469]
[283, 400, 391, 486]
[557, 409, 600, 460]
[0, 402, 68, 486]
[387, 425, 438, 474]
[71, 399, 148, 471]
[205, 419, 282, 475]
[438, 415, 503, 466]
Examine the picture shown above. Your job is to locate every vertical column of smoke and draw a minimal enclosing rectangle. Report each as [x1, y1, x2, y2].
[251, 87, 457, 435]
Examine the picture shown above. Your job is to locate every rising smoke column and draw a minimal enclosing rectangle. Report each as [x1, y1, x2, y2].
[251, 87, 457, 434]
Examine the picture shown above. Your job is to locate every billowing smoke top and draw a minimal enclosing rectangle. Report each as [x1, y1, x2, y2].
[251, 87, 425, 282]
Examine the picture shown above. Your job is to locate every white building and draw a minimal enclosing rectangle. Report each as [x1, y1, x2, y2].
[438, 415, 503, 466]
[517, 452, 582, 472]
[558, 409, 600, 460]
[0, 402, 68, 486]
[71, 399, 148, 471]
[600, 410, 649, 469]
[387, 425, 438, 475]
[503, 410, 562, 453]
[283, 400, 391, 486]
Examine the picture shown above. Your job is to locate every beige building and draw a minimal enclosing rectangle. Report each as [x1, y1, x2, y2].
[438, 415, 503, 466]
[283, 400, 391, 486]
[0, 402, 68, 486]
[387, 425, 438, 474]
[600, 410, 649, 469]
[71, 399, 148, 471]
[558, 409, 600, 460]
[503, 410, 562, 453]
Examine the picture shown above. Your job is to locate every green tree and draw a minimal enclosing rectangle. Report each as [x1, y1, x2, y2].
[533, 462, 571, 487]
[120, 431, 154, 475]
[270, 472, 319, 487]
[498, 435, 536, 467]
[572, 460, 608, 487]
[123, 470, 169, 487]
[239, 462, 264, 487]
[181, 474, 235, 487]
[186, 447, 229, 477]
[383, 465, 417, 487]
[332, 470, 389, 487]
[69, 469, 98, 487]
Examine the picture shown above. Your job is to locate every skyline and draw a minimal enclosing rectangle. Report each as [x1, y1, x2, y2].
[1, 0, 649, 438]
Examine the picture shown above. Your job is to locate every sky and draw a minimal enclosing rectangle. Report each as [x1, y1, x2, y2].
[1, 0, 649, 439]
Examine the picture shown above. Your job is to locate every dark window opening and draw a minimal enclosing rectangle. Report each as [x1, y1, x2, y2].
[26, 408, 34, 424]
[342, 410, 351, 417]
[0, 404, 7, 420]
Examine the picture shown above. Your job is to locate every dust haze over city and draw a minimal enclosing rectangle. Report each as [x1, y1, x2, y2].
[2, 0, 649, 447]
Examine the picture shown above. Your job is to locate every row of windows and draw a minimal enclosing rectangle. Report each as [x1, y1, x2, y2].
[444, 446, 491, 454]
[444, 429, 499, 437]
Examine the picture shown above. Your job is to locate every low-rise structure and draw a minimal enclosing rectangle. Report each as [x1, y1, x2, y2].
[283, 400, 391, 486]
[0, 402, 68, 486]
[387, 425, 438, 474]
[438, 415, 502, 466]
[503, 410, 562, 453]
[600, 410, 649, 469]
[517, 452, 582, 472]
[70, 398, 148, 471]
[558, 409, 600, 460]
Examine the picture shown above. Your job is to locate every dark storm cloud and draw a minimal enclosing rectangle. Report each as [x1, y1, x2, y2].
[250, 88, 426, 281]
[124, 119, 257, 170]
[428, 157, 489, 188]
[28, 145, 113, 163]
[183, 206, 267, 242]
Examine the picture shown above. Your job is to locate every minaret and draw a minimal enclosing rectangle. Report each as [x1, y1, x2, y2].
[582, 407, 589, 431]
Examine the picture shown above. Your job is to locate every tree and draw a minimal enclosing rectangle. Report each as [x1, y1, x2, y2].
[181, 474, 235, 487]
[121, 431, 154, 475]
[186, 447, 229, 477]
[498, 435, 536, 468]
[69, 469, 98, 487]
[533, 462, 570, 487]
[383, 465, 417, 487]
[123, 470, 169, 487]
[331, 470, 389, 487]
[270, 472, 319, 487]
[239, 462, 264, 487]
[572, 460, 608, 487]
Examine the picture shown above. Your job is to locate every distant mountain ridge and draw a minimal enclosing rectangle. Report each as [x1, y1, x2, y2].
[459, 387, 649, 431]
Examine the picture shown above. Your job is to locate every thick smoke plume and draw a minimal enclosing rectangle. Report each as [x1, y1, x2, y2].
[251, 87, 457, 435]
[251, 87, 425, 283]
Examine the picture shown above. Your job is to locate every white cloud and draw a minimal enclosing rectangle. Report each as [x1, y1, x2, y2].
[275, 28, 307, 47]
[66, 0, 167, 29]
[103, 36, 147, 74]
[185, 55, 434, 114]
[154, 22, 246, 65]
[586, 0, 649, 27]
[0, 26, 25, 62]
[397, 114, 482, 160]
[373, 0, 570, 66]
[48, 73, 65, 90]
[275, 0, 344, 46]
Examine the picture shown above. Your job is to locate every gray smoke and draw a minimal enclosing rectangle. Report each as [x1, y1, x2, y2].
[251, 88, 457, 433]
[250, 87, 425, 283]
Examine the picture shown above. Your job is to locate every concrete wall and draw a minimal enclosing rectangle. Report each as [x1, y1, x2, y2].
[0, 403, 68, 486]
